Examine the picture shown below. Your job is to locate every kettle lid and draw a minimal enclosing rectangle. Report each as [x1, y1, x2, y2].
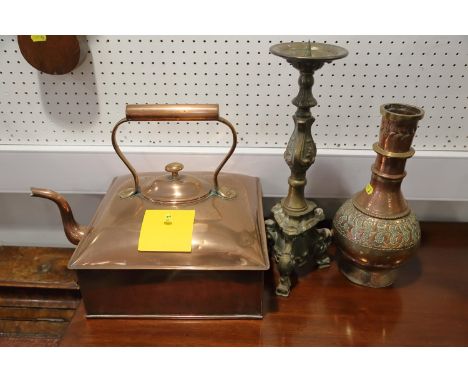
[139, 162, 212, 204]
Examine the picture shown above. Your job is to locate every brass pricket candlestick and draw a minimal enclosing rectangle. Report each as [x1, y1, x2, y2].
[266, 41, 348, 296]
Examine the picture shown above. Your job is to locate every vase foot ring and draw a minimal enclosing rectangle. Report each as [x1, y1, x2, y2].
[339, 258, 398, 288]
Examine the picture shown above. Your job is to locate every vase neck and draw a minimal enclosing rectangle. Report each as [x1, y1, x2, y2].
[353, 161, 409, 219]
[353, 103, 423, 219]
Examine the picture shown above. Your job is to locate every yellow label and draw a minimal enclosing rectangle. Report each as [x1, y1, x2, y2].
[365, 183, 374, 195]
[31, 35, 47, 42]
[138, 210, 195, 252]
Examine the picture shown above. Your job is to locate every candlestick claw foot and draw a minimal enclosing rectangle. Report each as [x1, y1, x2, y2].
[266, 210, 333, 297]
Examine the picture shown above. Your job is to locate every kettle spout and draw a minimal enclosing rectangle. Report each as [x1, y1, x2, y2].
[30, 187, 87, 245]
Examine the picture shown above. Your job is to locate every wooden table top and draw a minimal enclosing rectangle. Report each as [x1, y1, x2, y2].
[60, 222, 468, 346]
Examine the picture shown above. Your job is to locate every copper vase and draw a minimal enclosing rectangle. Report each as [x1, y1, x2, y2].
[333, 103, 424, 287]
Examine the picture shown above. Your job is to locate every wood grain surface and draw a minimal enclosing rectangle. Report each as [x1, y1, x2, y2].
[60, 222, 468, 346]
[0, 246, 79, 344]
[0, 246, 78, 289]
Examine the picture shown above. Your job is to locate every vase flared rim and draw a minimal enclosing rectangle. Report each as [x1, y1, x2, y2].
[380, 103, 424, 121]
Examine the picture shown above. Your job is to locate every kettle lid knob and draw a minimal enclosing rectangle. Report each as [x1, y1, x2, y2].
[165, 162, 184, 179]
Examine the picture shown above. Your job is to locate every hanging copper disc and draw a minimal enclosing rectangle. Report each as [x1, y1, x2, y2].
[17, 35, 87, 75]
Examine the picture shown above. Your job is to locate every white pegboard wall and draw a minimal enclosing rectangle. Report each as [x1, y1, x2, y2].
[0, 35, 467, 150]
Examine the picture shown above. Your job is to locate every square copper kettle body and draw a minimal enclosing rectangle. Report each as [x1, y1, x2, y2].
[68, 172, 269, 319]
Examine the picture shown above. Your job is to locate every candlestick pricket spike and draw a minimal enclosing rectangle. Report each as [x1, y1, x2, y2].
[265, 41, 348, 296]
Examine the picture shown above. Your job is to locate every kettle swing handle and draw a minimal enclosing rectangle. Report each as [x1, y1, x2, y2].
[111, 104, 238, 199]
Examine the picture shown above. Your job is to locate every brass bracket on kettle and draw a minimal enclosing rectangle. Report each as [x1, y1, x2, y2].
[110, 104, 237, 202]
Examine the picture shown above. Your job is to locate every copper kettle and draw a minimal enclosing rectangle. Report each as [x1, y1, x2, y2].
[30, 104, 269, 318]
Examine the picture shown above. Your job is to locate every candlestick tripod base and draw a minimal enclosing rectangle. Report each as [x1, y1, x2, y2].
[266, 202, 332, 297]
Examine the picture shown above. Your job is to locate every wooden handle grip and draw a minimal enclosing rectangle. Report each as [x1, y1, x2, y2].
[125, 104, 219, 121]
